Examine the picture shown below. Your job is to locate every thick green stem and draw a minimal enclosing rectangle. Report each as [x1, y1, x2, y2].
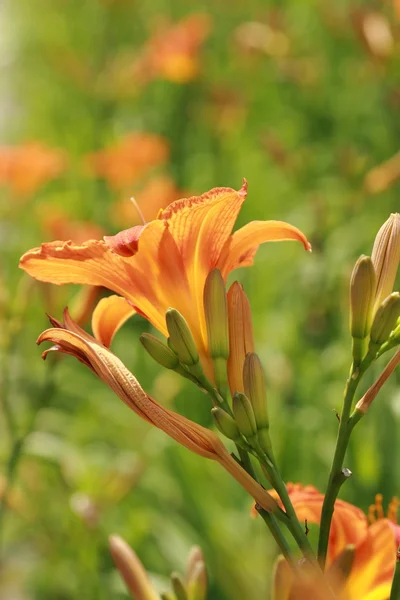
[390, 551, 400, 600]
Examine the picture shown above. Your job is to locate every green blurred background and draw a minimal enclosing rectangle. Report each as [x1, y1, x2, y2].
[0, 0, 399, 598]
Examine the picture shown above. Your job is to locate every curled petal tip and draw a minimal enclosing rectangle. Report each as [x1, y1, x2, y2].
[239, 178, 248, 197]
[306, 242, 312, 252]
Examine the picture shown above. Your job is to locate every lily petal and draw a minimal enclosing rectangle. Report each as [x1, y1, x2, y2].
[218, 220, 312, 277]
[92, 295, 136, 347]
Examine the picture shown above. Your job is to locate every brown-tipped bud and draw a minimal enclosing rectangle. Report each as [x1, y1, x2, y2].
[232, 392, 257, 439]
[108, 535, 159, 600]
[140, 333, 180, 369]
[166, 308, 199, 366]
[186, 546, 207, 600]
[349, 256, 376, 363]
[227, 282, 255, 396]
[243, 352, 269, 431]
[371, 213, 400, 311]
[204, 269, 229, 360]
[370, 292, 400, 348]
[171, 572, 188, 600]
[211, 407, 241, 441]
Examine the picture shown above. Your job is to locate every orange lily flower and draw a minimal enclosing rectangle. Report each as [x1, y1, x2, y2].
[0, 142, 66, 198]
[85, 133, 169, 191]
[19, 181, 310, 376]
[271, 484, 398, 600]
[37, 310, 278, 513]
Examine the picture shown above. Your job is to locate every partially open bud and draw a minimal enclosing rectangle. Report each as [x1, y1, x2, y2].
[166, 308, 199, 366]
[371, 213, 400, 311]
[227, 282, 255, 395]
[204, 269, 229, 360]
[211, 407, 241, 441]
[243, 352, 269, 431]
[349, 255, 376, 363]
[370, 292, 400, 350]
[140, 333, 180, 369]
[232, 392, 257, 439]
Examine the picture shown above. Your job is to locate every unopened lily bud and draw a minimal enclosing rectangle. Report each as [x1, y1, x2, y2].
[227, 282, 255, 395]
[371, 213, 400, 311]
[204, 269, 229, 360]
[211, 407, 241, 441]
[232, 392, 257, 439]
[108, 535, 159, 600]
[166, 308, 199, 366]
[186, 561, 207, 600]
[370, 292, 400, 349]
[349, 255, 376, 363]
[140, 333, 180, 370]
[243, 352, 269, 431]
[171, 572, 188, 600]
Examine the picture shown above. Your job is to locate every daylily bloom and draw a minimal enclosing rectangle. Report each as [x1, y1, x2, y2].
[85, 133, 169, 190]
[0, 142, 66, 198]
[20, 182, 310, 377]
[37, 310, 278, 513]
[20, 181, 310, 377]
[271, 484, 398, 600]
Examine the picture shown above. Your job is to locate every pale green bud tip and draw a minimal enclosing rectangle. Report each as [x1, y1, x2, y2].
[349, 255, 376, 340]
[243, 352, 269, 430]
[211, 407, 241, 441]
[166, 308, 199, 366]
[232, 392, 257, 439]
[204, 269, 229, 360]
[370, 292, 400, 346]
[186, 562, 207, 600]
[140, 333, 180, 369]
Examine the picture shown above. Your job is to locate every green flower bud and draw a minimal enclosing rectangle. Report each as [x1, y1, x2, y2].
[166, 308, 199, 366]
[186, 561, 207, 600]
[232, 392, 257, 439]
[204, 269, 229, 360]
[171, 572, 188, 600]
[140, 333, 180, 370]
[211, 407, 241, 441]
[349, 255, 376, 363]
[370, 292, 400, 348]
[243, 352, 269, 431]
[371, 213, 400, 311]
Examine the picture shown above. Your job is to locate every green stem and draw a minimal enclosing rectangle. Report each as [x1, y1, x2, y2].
[317, 360, 370, 568]
[390, 551, 400, 600]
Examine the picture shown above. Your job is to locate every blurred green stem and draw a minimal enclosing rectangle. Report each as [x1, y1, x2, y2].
[317, 358, 372, 568]
[389, 551, 400, 600]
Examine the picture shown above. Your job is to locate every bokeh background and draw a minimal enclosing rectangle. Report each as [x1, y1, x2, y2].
[0, 0, 399, 598]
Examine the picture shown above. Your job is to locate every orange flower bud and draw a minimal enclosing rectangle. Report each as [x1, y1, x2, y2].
[227, 282, 254, 396]
[371, 213, 400, 311]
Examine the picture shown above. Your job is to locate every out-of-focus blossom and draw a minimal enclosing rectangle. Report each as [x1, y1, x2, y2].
[352, 10, 394, 59]
[234, 21, 290, 57]
[0, 142, 67, 198]
[20, 181, 311, 378]
[364, 151, 400, 194]
[111, 175, 184, 228]
[270, 484, 398, 600]
[85, 133, 169, 190]
[134, 14, 212, 84]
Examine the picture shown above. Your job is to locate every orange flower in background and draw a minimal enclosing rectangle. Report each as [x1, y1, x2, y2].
[111, 175, 184, 228]
[86, 133, 169, 190]
[0, 142, 66, 197]
[271, 484, 398, 600]
[19, 181, 310, 376]
[134, 13, 212, 84]
[37, 310, 278, 513]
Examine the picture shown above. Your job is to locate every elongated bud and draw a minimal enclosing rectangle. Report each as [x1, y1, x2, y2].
[371, 213, 400, 311]
[227, 282, 255, 395]
[166, 308, 199, 366]
[211, 407, 241, 441]
[171, 572, 188, 600]
[232, 392, 257, 439]
[186, 546, 207, 600]
[243, 352, 269, 431]
[140, 333, 180, 369]
[109, 535, 159, 600]
[349, 255, 376, 363]
[204, 269, 229, 359]
[370, 292, 400, 349]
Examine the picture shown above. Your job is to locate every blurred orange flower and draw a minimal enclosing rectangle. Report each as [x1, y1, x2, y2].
[111, 175, 184, 228]
[271, 484, 398, 600]
[86, 133, 169, 190]
[134, 13, 212, 84]
[20, 181, 310, 376]
[0, 142, 67, 198]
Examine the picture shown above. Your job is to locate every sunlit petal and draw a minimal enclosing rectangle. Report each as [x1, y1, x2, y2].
[92, 295, 136, 347]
